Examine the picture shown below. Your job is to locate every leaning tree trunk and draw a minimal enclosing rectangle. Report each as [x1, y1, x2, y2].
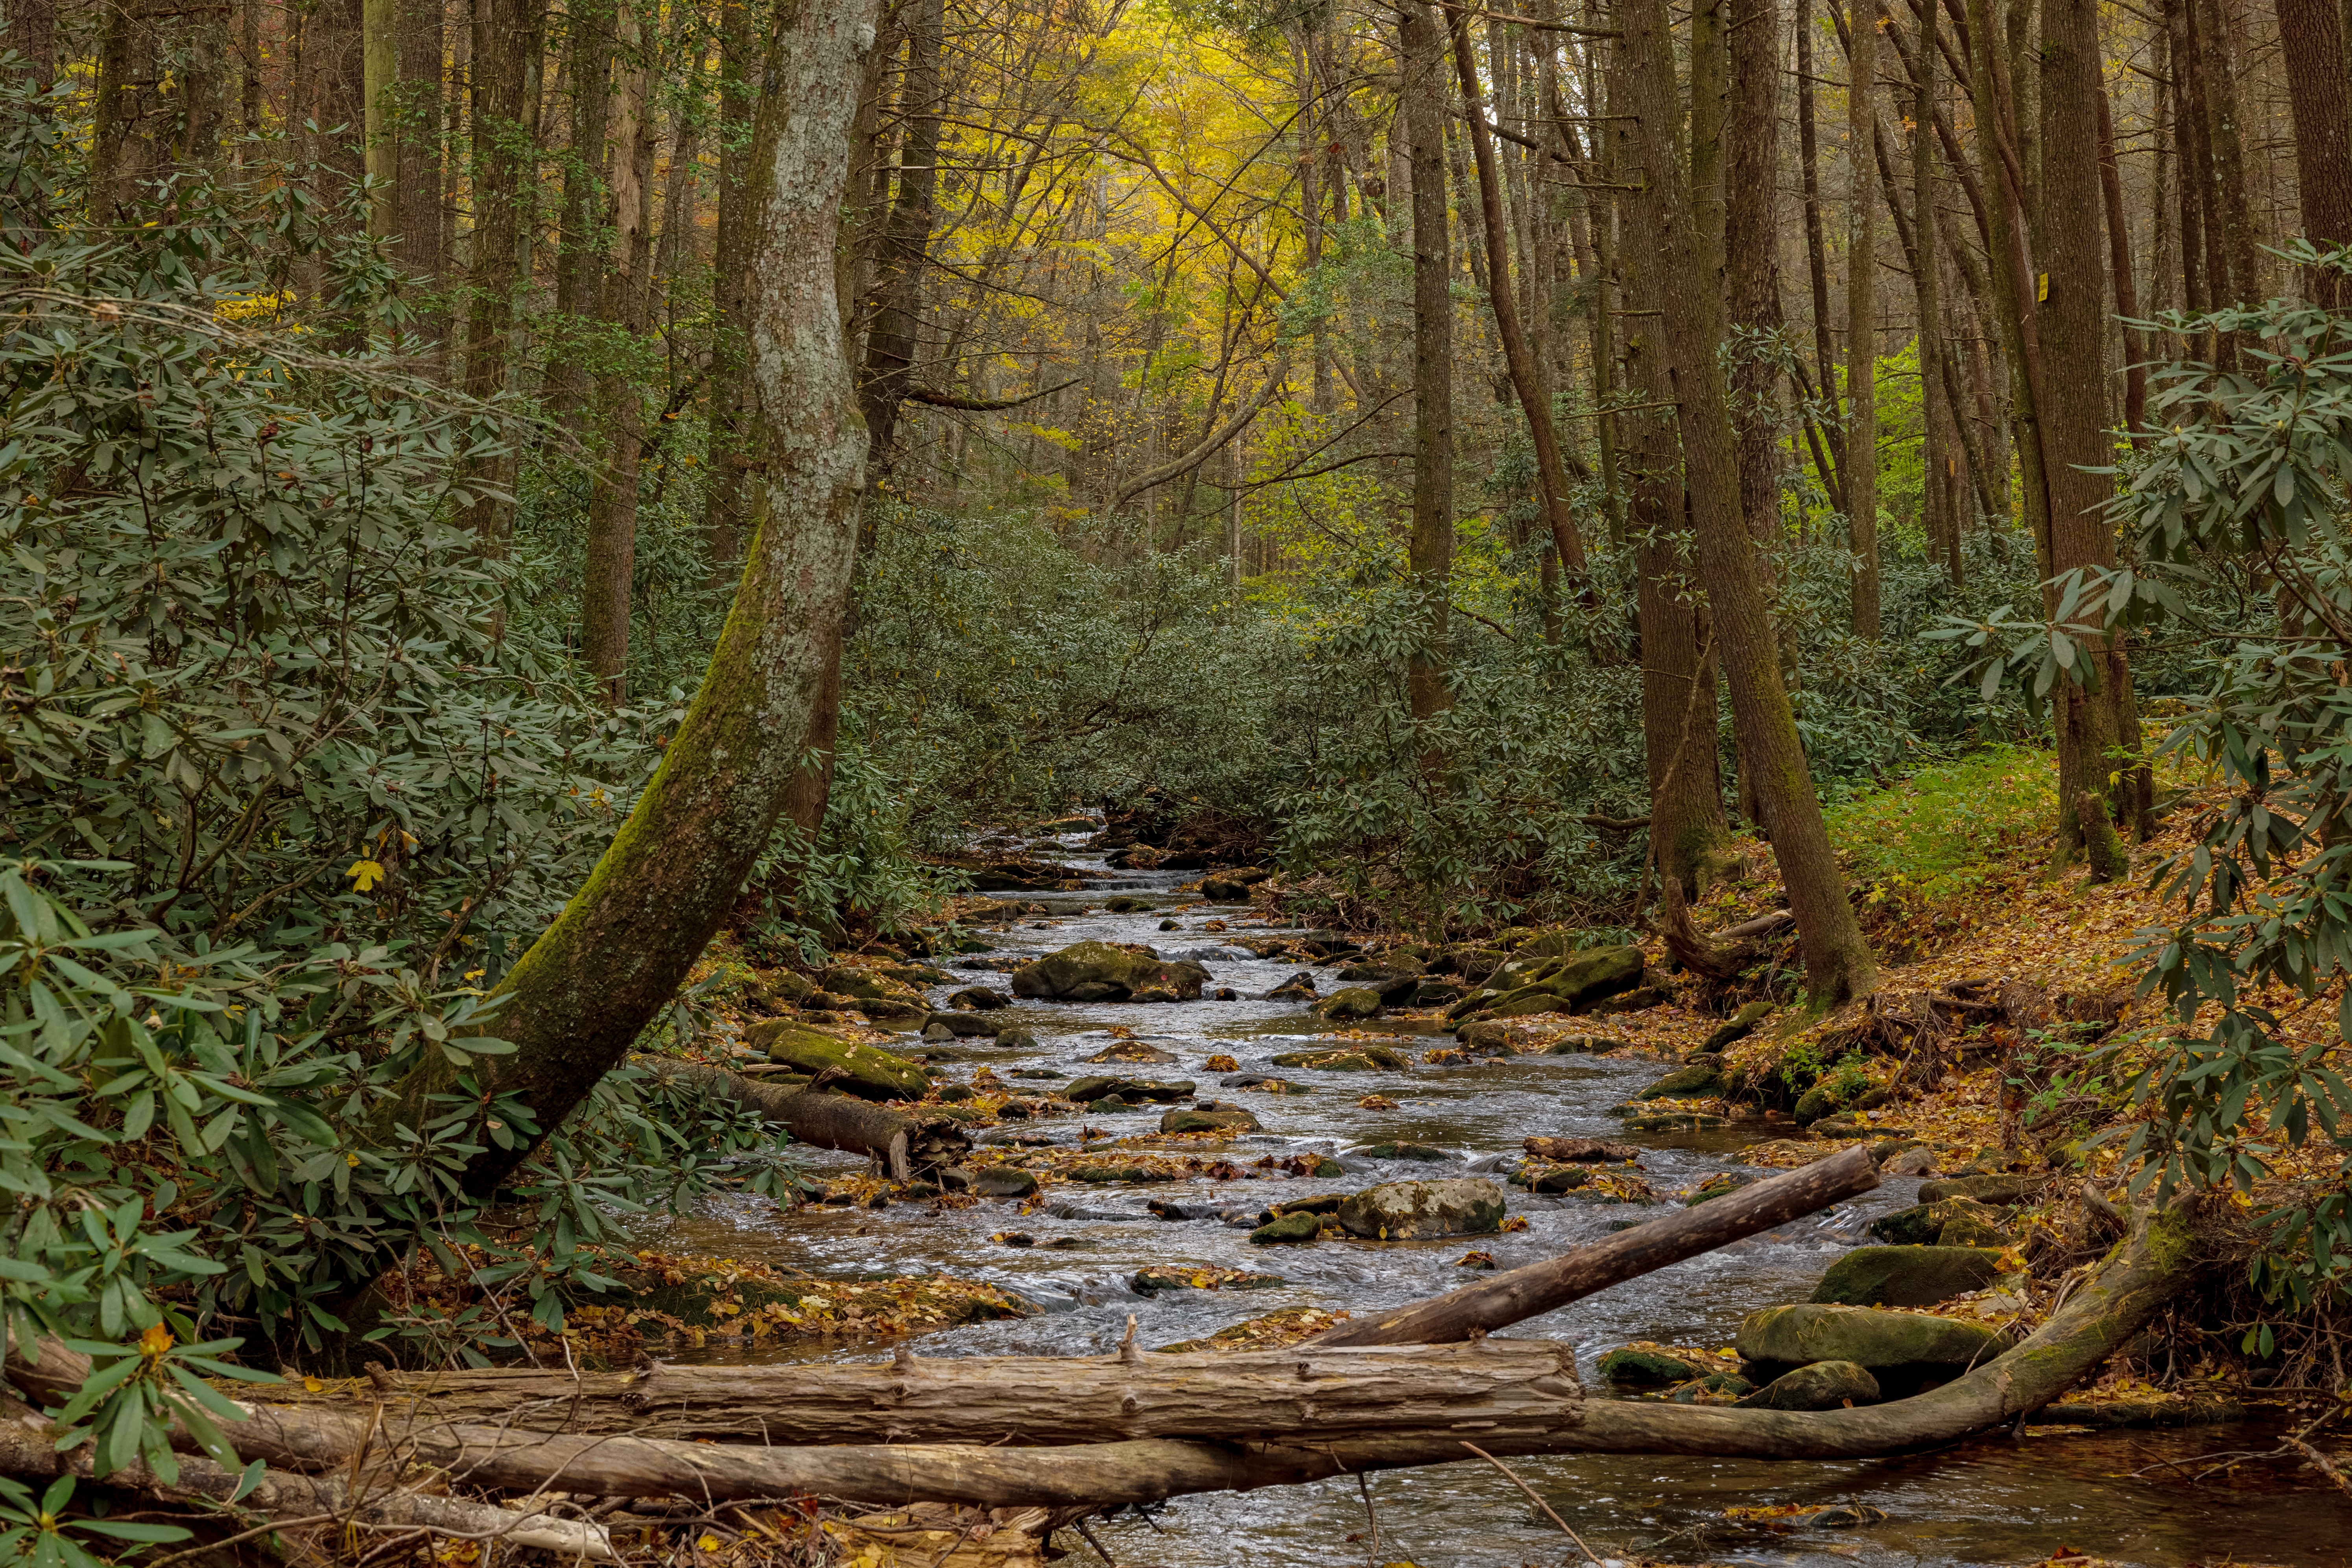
[382, 0, 885, 1198]
[1620, 0, 1878, 1004]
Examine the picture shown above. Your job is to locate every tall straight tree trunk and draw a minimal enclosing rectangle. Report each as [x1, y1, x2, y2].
[550, 0, 612, 422]
[2038, 0, 2131, 880]
[1400, 0, 1454, 732]
[1796, 0, 1846, 510]
[2192, 0, 2256, 303]
[457, 0, 542, 541]
[1965, 0, 2052, 566]
[2280, 0, 2352, 305]
[581, 0, 657, 703]
[388, 0, 886, 1197]
[364, 0, 396, 237]
[2094, 84, 2145, 437]
[1728, 0, 1785, 552]
[1452, 21, 1587, 579]
[858, 0, 945, 483]
[1619, 0, 1878, 1003]
[2164, 0, 2216, 310]
[1846, 0, 1880, 637]
[310, 0, 366, 205]
[1913, 0, 1950, 576]
[703, 0, 756, 578]
[1689, 0, 1729, 280]
[1610, 44, 1732, 891]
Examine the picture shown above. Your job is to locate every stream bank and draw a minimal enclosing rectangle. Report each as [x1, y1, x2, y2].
[642, 834, 2350, 1568]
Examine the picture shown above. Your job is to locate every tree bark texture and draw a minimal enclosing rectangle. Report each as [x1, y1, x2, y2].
[1846, 0, 1880, 637]
[703, 0, 758, 579]
[859, 0, 946, 481]
[457, 0, 540, 540]
[1795, 0, 1847, 511]
[395, 0, 447, 303]
[2038, 0, 2131, 882]
[1400, 0, 1453, 730]
[2280, 0, 2352, 305]
[582, 0, 659, 704]
[2191, 0, 2256, 305]
[1619, 0, 1878, 1004]
[2094, 83, 2145, 437]
[2, 0, 53, 86]
[385, 0, 884, 1198]
[1728, 0, 1785, 552]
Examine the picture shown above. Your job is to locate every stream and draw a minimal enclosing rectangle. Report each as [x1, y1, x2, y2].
[635, 836, 2352, 1567]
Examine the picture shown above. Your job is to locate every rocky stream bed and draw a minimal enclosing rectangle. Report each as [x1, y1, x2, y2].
[632, 836, 2352, 1568]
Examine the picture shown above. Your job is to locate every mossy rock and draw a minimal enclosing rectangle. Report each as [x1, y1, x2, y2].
[1811, 1245, 2005, 1308]
[1270, 1045, 1408, 1071]
[1918, 1173, 2037, 1205]
[1070, 1165, 1179, 1184]
[1130, 1266, 1285, 1295]
[1066, 1075, 1196, 1103]
[1544, 1035, 1631, 1055]
[1336, 1178, 1506, 1240]
[1269, 1192, 1346, 1218]
[1010, 941, 1208, 1002]
[1355, 1141, 1456, 1162]
[745, 1022, 928, 1101]
[1311, 987, 1387, 1020]
[1597, 1346, 1708, 1387]
[1738, 1302, 2005, 1370]
[1103, 896, 1154, 913]
[1738, 1360, 1880, 1410]
[1634, 1061, 1723, 1100]
[1249, 1211, 1322, 1244]
[1160, 1106, 1262, 1134]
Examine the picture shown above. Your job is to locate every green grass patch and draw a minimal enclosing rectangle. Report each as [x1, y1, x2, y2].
[1823, 745, 2057, 904]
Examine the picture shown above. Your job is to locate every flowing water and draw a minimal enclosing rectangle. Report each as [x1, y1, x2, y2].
[635, 838, 2352, 1567]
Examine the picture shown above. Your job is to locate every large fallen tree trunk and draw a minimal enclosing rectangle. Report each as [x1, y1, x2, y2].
[3, 1201, 2201, 1511]
[1317, 1142, 1881, 1346]
[271, 1337, 1585, 1446]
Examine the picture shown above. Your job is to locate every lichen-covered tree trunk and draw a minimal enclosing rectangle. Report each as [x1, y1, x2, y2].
[386, 0, 884, 1197]
[1620, 0, 1876, 1003]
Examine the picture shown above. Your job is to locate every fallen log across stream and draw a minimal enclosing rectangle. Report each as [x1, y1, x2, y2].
[0, 1151, 2210, 1528]
[646, 1058, 972, 1180]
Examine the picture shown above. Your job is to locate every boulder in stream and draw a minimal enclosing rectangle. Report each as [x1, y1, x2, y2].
[1353, 1141, 1457, 1162]
[1596, 1346, 1712, 1386]
[1738, 1360, 1881, 1410]
[1522, 1136, 1642, 1162]
[1811, 1245, 2005, 1308]
[745, 1022, 928, 1101]
[1248, 1211, 1321, 1244]
[1737, 1302, 2005, 1371]
[1270, 1044, 1409, 1071]
[1867, 1197, 2009, 1248]
[1160, 1105, 1262, 1134]
[1311, 987, 1386, 1020]
[1633, 1061, 1724, 1100]
[1010, 941, 1208, 1003]
[1335, 1177, 1506, 1240]
[1262, 972, 1319, 1000]
[1065, 1075, 1195, 1103]
[1084, 1039, 1181, 1064]
[970, 1167, 1040, 1198]
[923, 1011, 1001, 1038]
[947, 985, 1009, 1010]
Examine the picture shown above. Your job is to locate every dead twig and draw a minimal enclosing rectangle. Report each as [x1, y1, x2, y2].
[1459, 1441, 1603, 1567]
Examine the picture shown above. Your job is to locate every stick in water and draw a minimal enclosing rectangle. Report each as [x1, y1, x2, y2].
[1459, 1442, 1602, 1567]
